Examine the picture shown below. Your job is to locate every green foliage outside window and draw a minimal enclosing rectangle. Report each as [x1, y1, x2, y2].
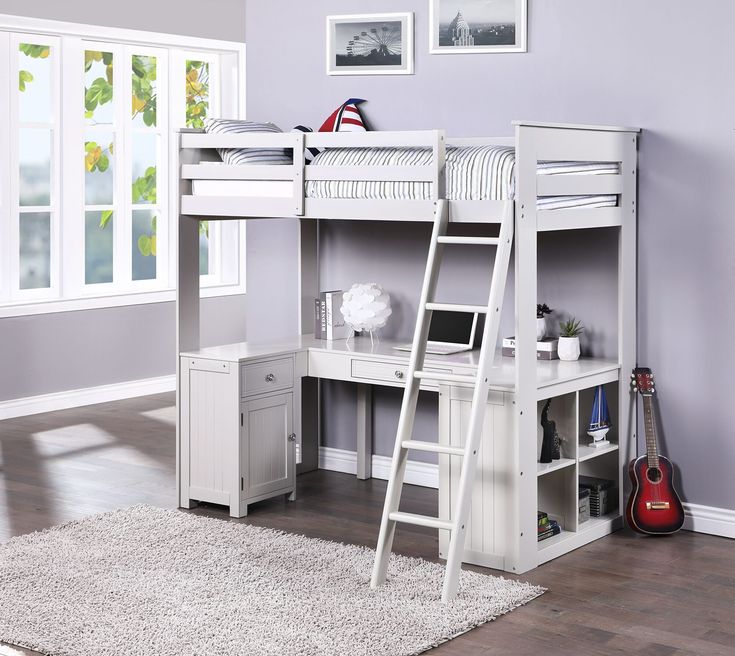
[18, 43, 49, 91]
[132, 55, 157, 127]
[185, 60, 209, 129]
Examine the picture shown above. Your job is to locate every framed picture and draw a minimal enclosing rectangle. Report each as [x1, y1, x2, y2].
[326, 13, 414, 76]
[430, 0, 527, 54]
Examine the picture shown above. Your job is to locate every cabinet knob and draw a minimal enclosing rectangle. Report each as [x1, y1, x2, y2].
[288, 433, 297, 442]
[394, 370, 404, 380]
[265, 373, 275, 383]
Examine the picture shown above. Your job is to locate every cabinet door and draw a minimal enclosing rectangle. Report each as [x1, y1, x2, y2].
[241, 393, 294, 499]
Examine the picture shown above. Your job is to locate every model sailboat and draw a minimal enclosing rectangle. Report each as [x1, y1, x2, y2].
[587, 385, 612, 448]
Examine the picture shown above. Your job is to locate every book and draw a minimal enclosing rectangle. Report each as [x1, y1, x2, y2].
[314, 298, 324, 339]
[322, 290, 350, 340]
[503, 336, 559, 351]
[502, 347, 558, 360]
[538, 523, 561, 541]
[314, 297, 327, 338]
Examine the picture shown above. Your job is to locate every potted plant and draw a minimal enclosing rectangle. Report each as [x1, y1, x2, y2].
[536, 303, 553, 340]
[558, 318, 583, 361]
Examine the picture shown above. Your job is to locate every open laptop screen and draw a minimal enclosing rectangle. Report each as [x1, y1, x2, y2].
[428, 311, 477, 346]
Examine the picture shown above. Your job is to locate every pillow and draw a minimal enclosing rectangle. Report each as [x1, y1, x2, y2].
[291, 98, 369, 164]
[319, 98, 368, 133]
[291, 125, 322, 165]
[204, 118, 292, 165]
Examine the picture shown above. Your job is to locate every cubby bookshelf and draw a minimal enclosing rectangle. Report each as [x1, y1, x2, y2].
[536, 379, 624, 562]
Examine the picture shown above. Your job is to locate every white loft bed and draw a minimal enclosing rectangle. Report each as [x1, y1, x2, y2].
[176, 121, 639, 575]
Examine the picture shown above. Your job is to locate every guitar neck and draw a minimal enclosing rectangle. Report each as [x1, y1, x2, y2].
[642, 394, 660, 468]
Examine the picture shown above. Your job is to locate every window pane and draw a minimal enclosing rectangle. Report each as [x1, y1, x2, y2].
[19, 43, 53, 124]
[185, 60, 209, 128]
[132, 55, 157, 127]
[199, 221, 209, 275]
[19, 128, 51, 206]
[85, 132, 115, 205]
[19, 212, 51, 289]
[131, 133, 157, 204]
[132, 210, 157, 281]
[85, 211, 113, 284]
[84, 50, 114, 125]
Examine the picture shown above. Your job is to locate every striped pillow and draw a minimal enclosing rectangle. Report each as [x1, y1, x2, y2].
[204, 119, 292, 165]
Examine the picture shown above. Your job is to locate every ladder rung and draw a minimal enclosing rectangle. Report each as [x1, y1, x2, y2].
[426, 302, 487, 314]
[437, 236, 500, 246]
[388, 512, 453, 531]
[414, 370, 476, 385]
[402, 440, 465, 457]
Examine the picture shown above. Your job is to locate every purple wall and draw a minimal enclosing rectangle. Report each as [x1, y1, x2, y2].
[246, 0, 735, 511]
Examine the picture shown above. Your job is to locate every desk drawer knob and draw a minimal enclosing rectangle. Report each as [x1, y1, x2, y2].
[394, 370, 404, 379]
[265, 373, 275, 383]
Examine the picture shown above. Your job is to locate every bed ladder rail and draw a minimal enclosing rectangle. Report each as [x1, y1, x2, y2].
[370, 198, 514, 603]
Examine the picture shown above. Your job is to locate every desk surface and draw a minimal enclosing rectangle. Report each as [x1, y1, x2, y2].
[181, 335, 620, 394]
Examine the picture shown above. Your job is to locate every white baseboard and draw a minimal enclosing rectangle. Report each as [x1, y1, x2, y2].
[682, 502, 735, 539]
[0, 375, 176, 421]
[318, 446, 439, 489]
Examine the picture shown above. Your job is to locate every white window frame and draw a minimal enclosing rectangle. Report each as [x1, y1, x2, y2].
[0, 14, 247, 319]
[6, 32, 61, 303]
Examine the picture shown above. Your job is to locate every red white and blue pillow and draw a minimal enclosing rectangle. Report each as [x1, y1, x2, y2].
[292, 98, 369, 163]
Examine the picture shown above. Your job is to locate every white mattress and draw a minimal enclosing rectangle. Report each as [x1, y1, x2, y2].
[191, 145, 619, 210]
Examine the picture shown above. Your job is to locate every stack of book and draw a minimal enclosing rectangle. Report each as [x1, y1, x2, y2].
[314, 290, 351, 340]
[579, 476, 618, 517]
[538, 511, 561, 541]
[502, 337, 559, 360]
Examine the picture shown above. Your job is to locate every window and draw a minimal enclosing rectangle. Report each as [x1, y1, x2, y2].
[0, 19, 246, 315]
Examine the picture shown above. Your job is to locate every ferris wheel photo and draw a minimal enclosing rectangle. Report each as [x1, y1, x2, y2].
[327, 13, 415, 76]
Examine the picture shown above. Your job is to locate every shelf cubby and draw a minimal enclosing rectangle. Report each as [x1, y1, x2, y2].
[577, 382, 619, 458]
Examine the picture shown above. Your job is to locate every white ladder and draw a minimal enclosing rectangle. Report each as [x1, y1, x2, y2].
[370, 199, 514, 602]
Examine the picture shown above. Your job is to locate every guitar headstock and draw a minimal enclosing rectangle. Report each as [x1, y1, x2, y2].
[631, 367, 655, 395]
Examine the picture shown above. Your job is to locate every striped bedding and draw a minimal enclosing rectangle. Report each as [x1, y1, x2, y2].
[304, 145, 618, 207]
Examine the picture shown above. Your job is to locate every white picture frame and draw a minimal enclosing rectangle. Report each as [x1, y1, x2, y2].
[326, 13, 414, 76]
[430, 0, 527, 54]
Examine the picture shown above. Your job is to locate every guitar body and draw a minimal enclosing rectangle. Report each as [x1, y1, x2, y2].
[626, 455, 685, 534]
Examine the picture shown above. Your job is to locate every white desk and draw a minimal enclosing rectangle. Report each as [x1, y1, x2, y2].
[181, 334, 618, 479]
[179, 334, 620, 572]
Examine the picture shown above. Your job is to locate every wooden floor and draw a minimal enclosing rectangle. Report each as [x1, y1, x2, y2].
[1, 393, 733, 656]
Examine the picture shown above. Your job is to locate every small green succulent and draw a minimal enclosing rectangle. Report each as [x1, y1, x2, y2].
[559, 318, 584, 338]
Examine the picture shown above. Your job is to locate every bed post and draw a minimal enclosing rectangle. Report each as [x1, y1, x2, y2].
[509, 124, 540, 574]
[298, 218, 320, 473]
[176, 132, 201, 509]
[618, 133, 638, 506]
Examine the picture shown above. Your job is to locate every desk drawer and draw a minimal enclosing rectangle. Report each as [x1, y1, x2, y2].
[240, 358, 294, 398]
[351, 359, 451, 387]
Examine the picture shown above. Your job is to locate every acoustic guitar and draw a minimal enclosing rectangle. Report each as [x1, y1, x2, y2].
[626, 367, 685, 534]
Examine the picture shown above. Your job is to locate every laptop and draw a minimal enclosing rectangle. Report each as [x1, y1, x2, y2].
[393, 311, 480, 356]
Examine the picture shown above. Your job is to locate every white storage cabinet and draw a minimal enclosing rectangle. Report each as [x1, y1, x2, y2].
[180, 354, 297, 517]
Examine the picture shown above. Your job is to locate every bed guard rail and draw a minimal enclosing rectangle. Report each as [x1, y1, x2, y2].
[179, 129, 447, 219]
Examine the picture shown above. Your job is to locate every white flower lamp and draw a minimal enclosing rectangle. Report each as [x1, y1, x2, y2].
[340, 283, 392, 343]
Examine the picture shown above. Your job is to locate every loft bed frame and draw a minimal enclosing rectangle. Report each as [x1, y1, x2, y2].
[176, 121, 639, 574]
[179, 121, 633, 230]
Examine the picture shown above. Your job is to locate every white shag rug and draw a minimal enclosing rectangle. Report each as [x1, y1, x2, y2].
[0, 505, 544, 656]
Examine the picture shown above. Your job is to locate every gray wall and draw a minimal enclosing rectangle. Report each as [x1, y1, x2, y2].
[246, 0, 735, 511]
[0, 0, 248, 402]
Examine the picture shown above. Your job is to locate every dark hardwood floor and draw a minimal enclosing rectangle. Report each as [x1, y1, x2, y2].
[1, 392, 733, 655]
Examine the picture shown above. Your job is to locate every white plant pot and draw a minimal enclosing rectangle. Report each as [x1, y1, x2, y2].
[536, 317, 547, 341]
[558, 336, 580, 361]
